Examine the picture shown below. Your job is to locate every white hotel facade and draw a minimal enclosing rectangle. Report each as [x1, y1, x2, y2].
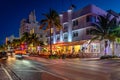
[46, 4, 120, 57]
[19, 10, 47, 45]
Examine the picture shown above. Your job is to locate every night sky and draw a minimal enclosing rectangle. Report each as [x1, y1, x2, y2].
[0, 0, 120, 44]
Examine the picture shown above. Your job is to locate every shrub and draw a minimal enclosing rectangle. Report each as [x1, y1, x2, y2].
[62, 54, 66, 59]
[112, 55, 118, 58]
[49, 54, 60, 59]
[100, 55, 118, 59]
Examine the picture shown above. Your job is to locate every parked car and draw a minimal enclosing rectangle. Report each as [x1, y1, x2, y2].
[0, 51, 8, 60]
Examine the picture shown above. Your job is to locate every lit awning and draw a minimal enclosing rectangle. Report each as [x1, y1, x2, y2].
[44, 40, 87, 47]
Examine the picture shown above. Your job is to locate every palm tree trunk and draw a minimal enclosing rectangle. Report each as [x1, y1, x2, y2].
[50, 26, 52, 55]
[104, 40, 108, 55]
[112, 41, 114, 56]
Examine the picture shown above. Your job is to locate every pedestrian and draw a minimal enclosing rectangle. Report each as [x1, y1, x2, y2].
[81, 47, 85, 58]
[78, 49, 81, 58]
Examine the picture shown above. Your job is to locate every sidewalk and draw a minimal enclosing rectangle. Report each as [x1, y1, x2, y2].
[80, 58, 100, 61]
[24, 56, 100, 64]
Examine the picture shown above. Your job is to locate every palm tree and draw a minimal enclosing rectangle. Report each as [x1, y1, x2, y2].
[29, 33, 39, 46]
[6, 40, 11, 46]
[21, 32, 30, 44]
[28, 33, 40, 54]
[21, 32, 31, 51]
[39, 41, 45, 46]
[0, 44, 6, 51]
[40, 9, 62, 55]
[12, 39, 21, 49]
[90, 13, 119, 55]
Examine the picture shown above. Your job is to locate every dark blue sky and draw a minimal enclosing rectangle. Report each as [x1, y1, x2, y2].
[0, 0, 120, 44]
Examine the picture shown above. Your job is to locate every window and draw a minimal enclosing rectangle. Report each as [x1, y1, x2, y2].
[57, 35, 60, 41]
[73, 31, 78, 37]
[57, 37, 60, 41]
[63, 23, 68, 30]
[86, 29, 90, 35]
[86, 28, 94, 35]
[40, 35, 43, 38]
[47, 38, 49, 43]
[51, 38, 53, 41]
[86, 15, 96, 22]
[64, 34, 68, 39]
[73, 20, 78, 26]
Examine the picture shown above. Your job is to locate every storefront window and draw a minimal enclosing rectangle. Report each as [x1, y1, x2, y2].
[90, 43, 100, 53]
[83, 43, 100, 53]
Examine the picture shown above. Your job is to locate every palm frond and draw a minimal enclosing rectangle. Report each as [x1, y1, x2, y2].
[70, 4, 76, 9]
[40, 19, 48, 23]
[88, 36, 100, 45]
[42, 13, 50, 19]
[40, 9, 62, 31]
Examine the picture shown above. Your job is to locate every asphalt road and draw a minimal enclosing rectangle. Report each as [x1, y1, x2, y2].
[1, 57, 120, 80]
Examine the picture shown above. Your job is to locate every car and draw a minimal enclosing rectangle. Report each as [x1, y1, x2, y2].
[15, 53, 24, 59]
[0, 51, 8, 60]
[15, 50, 26, 59]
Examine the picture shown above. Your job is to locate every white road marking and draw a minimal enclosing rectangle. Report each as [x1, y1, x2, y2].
[6, 60, 68, 80]
[15, 69, 43, 72]
[1, 64, 13, 80]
